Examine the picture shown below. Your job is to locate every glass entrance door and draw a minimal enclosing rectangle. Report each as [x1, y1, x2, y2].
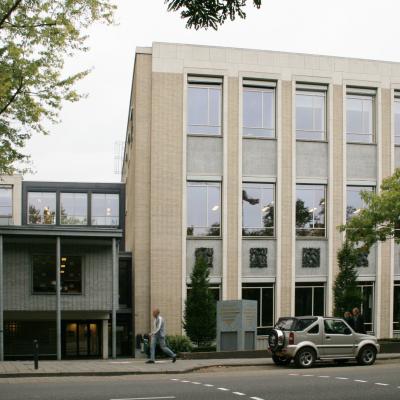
[64, 321, 100, 357]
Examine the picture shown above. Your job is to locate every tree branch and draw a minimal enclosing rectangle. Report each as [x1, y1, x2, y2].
[0, 78, 24, 116]
[0, 0, 24, 30]
[6, 21, 58, 29]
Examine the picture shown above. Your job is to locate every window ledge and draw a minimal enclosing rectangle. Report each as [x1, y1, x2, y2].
[242, 236, 276, 240]
[243, 136, 277, 141]
[296, 236, 328, 241]
[296, 139, 328, 144]
[186, 236, 222, 240]
[346, 141, 377, 146]
[187, 134, 222, 139]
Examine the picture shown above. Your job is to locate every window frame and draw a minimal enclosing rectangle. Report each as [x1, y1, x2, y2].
[242, 85, 276, 139]
[60, 192, 88, 226]
[346, 91, 376, 144]
[295, 284, 326, 317]
[346, 185, 375, 221]
[296, 89, 327, 142]
[394, 95, 400, 146]
[0, 185, 13, 223]
[296, 184, 327, 238]
[357, 282, 375, 333]
[187, 82, 222, 136]
[242, 283, 275, 336]
[242, 182, 275, 237]
[31, 254, 84, 295]
[394, 282, 400, 333]
[187, 181, 222, 238]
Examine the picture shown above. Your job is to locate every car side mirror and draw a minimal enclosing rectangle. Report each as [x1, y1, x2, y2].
[344, 327, 351, 335]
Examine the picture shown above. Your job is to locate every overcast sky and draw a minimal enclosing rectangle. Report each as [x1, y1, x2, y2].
[24, 0, 400, 183]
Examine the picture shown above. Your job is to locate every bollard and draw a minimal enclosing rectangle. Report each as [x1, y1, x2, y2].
[33, 339, 39, 370]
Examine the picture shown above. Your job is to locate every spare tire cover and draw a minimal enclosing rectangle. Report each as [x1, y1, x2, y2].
[268, 329, 284, 351]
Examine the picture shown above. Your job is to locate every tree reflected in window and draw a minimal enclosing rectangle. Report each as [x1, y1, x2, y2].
[28, 192, 56, 225]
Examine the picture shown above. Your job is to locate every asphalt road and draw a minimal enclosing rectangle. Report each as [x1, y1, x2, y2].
[0, 360, 399, 400]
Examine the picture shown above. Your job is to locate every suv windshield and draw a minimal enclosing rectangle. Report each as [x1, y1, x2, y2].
[275, 317, 317, 331]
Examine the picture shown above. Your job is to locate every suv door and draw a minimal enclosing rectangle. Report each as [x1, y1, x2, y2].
[321, 319, 355, 358]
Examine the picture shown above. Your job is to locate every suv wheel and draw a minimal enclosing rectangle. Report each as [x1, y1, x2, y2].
[294, 347, 316, 369]
[272, 354, 291, 366]
[357, 346, 377, 366]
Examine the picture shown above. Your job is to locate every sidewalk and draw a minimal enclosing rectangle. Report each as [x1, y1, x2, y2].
[0, 354, 399, 378]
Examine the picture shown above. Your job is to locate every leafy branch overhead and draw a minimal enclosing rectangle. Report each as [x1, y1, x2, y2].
[0, 0, 115, 175]
[340, 168, 400, 251]
[165, 0, 262, 30]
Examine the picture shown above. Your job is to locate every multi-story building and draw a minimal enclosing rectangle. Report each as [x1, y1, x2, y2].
[122, 42, 400, 342]
[0, 178, 132, 360]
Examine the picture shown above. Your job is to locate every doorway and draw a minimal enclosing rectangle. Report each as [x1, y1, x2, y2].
[64, 321, 101, 358]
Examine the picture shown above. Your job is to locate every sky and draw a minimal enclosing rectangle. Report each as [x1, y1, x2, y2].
[24, 0, 400, 183]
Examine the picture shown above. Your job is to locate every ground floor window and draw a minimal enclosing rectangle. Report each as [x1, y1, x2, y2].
[295, 284, 325, 317]
[393, 283, 400, 333]
[187, 284, 221, 303]
[242, 284, 274, 335]
[357, 282, 374, 333]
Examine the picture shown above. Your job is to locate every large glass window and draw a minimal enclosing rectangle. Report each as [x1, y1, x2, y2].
[394, 283, 400, 332]
[243, 87, 275, 138]
[187, 84, 221, 135]
[346, 94, 374, 143]
[296, 91, 326, 141]
[242, 284, 274, 335]
[28, 192, 56, 225]
[346, 186, 374, 221]
[60, 193, 87, 225]
[91, 193, 119, 226]
[296, 185, 326, 237]
[242, 183, 274, 237]
[295, 284, 325, 317]
[187, 182, 221, 237]
[395, 97, 400, 146]
[0, 186, 12, 224]
[32, 255, 82, 294]
[356, 282, 374, 333]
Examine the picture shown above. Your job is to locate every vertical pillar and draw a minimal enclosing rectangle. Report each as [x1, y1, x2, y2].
[56, 236, 61, 360]
[102, 319, 109, 359]
[0, 235, 4, 361]
[112, 238, 118, 359]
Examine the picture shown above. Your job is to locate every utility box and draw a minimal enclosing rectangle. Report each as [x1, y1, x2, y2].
[216, 300, 257, 352]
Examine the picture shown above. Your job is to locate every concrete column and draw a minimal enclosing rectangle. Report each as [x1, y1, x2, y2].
[112, 238, 118, 359]
[56, 236, 61, 360]
[102, 319, 109, 359]
[0, 235, 4, 361]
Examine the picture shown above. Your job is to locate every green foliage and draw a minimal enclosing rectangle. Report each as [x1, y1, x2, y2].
[340, 169, 400, 250]
[333, 242, 364, 317]
[166, 335, 193, 354]
[165, 0, 262, 30]
[184, 253, 216, 346]
[0, 0, 115, 175]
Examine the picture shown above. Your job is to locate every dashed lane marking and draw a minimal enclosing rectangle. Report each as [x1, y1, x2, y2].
[318, 376, 330, 378]
[335, 377, 349, 380]
[191, 382, 201, 385]
[203, 384, 214, 387]
[233, 392, 246, 396]
[217, 388, 230, 391]
[250, 397, 265, 400]
[375, 383, 390, 386]
[354, 380, 367, 383]
[303, 374, 314, 377]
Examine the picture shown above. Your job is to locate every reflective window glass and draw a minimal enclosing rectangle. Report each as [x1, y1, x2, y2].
[91, 193, 119, 226]
[187, 182, 221, 236]
[296, 185, 326, 237]
[60, 193, 87, 225]
[296, 91, 326, 140]
[346, 94, 374, 143]
[346, 186, 374, 221]
[28, 192, 56, 225]
[242, 183, 274, 236]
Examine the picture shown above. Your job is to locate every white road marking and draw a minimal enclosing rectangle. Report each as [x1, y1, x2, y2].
[191, 382, 201, 385]
[181, 380, 189, 383]
[203, 384, 214, 387]
[302, 374, 314, 377]
[233, 392, 246, 396]
[170, 379, 179, 381]
[289, 373, 299, 376]
[218, 387, 230, 391]
[318, 376, 330, 378]
[375, 383, 389, 386]
[250, 397, 264, 400]
[110, 397, 176, 400]
[354, 380, 367, 383]
[335, 377, 349, 380]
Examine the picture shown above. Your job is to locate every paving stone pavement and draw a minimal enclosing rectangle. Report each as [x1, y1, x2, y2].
[0, 354, 399, 378]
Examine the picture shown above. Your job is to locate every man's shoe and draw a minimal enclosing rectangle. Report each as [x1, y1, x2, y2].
[146, 360, 155, 364]
[172, 356, 177, 363]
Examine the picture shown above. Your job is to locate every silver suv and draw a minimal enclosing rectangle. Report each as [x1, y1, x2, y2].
[268, 316, 380, 368]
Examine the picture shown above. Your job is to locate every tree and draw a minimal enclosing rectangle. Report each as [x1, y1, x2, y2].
[165, 0, 262, 30]
[340, 169, 400, 251]
[333, 241, 364, 317]
[0, 0, 115, 175]
[184, 252, 216, 347]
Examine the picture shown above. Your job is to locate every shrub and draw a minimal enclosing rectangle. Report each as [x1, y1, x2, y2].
[166, 335, 193, 354]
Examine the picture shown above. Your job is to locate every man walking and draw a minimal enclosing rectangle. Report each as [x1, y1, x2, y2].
[352, 307, 367, 334]
[146, 308, 177, 364]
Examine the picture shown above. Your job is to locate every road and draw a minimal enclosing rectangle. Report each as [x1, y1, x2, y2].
[0, 360, 399, 400]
